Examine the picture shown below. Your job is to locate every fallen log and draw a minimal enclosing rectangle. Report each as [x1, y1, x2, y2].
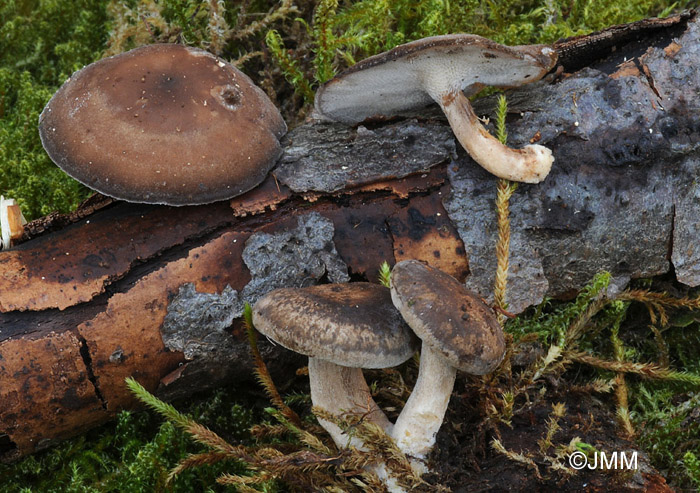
[1, 11, 699, 462]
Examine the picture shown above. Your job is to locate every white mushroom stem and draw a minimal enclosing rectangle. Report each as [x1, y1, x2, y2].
[309, 358, 408, 493]
[0, 196, 9, 250]
[438, 90, 553, 184]
[391, 341, 457, 473]
[308, 357, 393, 449]
[0, 196, 25, 251]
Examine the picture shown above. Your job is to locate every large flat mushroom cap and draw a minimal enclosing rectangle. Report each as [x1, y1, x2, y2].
[252, 283, 418, 369]
[390, 260, 505, 375]
[39, 44, 287, 205]
[315, 34, 557, 123]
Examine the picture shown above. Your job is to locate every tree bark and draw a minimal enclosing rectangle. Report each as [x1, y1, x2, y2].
[1, 11, 698, 461]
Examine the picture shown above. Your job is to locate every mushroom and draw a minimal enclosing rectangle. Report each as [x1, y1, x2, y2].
[39, 44, 286, 205]
[0, 196, 27, 250]
[251, 282, 418, 449]
[389, 260, 505, 469]
[315, 34, 558, 183]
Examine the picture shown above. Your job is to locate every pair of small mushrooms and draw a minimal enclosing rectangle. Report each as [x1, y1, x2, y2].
[252, 260, 505, 479]
[39, 35, 556, 208]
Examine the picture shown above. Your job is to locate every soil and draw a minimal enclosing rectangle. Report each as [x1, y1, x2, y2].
[425, 376, 673, 492]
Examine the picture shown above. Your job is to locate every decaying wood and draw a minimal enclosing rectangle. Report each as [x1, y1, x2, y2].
[1, 12, 699, 461]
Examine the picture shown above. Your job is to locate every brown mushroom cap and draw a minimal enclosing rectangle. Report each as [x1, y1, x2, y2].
[390, 260, 505, 374]
[39, 44, 286, 205]
[252, 282, 418, 368]
[315, 34, 557, 123]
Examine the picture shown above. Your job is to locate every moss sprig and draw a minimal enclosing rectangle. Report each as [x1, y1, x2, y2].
[243, 302, 303, 428]
[492, 94, 519, 329]
[378, 261, 392, 288]
[265, 29, 315, 103]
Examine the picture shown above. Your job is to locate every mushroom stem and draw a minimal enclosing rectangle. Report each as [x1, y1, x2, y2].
[391, 341, 457, 471]
[0, 196, 25, 251]
[309, 358, 407, 493]
[308, 357, 393, 449]
[438, 90, 553, 184]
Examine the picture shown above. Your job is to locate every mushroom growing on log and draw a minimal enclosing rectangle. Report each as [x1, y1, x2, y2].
[315, 35, 557, 183]
[1, 11, 699, 471]
[389, 260, 505, 471]
[39, 44, 286, 205]
[251, 283, 418, 449]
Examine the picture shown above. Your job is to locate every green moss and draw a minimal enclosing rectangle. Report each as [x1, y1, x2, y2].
[504, 274, 700, 490]
[266, 0, 694, 101]
[633, 385, 700, 489]
[0, 0, 112, 220]
[506, 271, 611, 345]
[683, 451, 700, 489]
[628, 316, 700, 490]
[0, 388, 255, 492]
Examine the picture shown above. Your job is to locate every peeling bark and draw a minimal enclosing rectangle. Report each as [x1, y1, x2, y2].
[1, 12, 699, 461]
[0, 186, 464, 460]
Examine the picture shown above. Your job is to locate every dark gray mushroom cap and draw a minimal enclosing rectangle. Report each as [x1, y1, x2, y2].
[315, 34, 557, 123]
[252, 283, 418, 368]
[390, 260, 505, 374]
[39, 43, 286, 205]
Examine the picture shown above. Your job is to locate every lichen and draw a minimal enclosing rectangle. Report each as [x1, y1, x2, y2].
[161, 211, 348, 360]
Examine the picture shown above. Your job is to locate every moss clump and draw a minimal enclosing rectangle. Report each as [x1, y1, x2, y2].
[0, 0, 111, 220]
[266, 0, 696, 107]
[0, 388, 255, 492]
[631, 311, 700, 490]
[634, 385, 700, 489]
